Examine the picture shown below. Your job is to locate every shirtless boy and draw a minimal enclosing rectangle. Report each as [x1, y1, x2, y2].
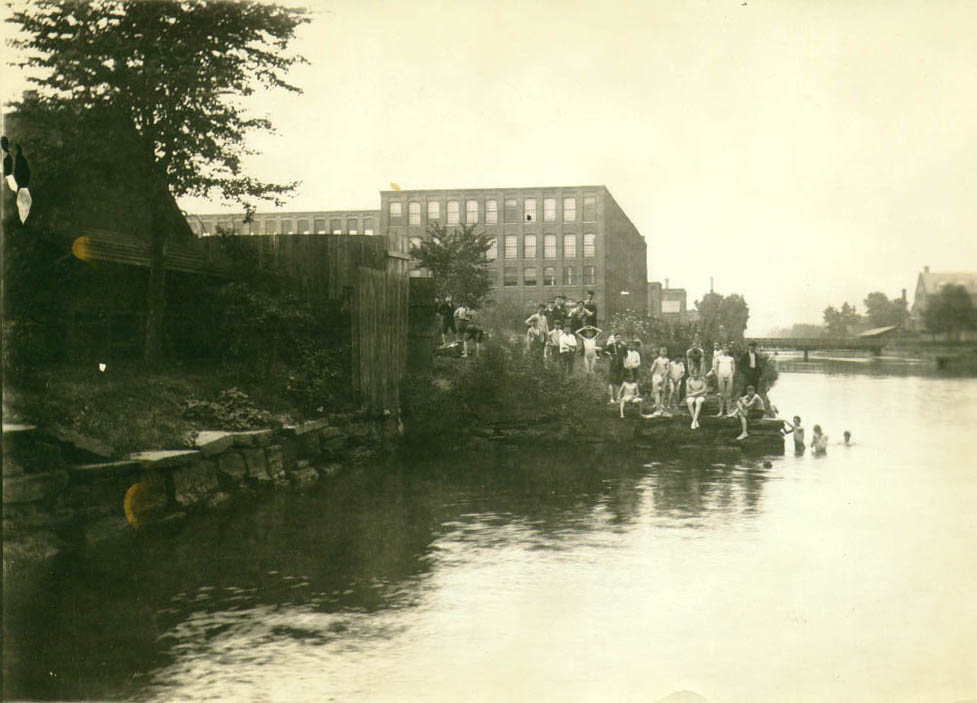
[733, 385, 766, 440]
[781, 415, 805, 454]
[619, 379, 642, 419]
[576, 325, 602, 374]
[685, 371, 707, 429]
[709, 344, 736, 416]
[648, 347, 671, 417]
[666, 355, 686, 410]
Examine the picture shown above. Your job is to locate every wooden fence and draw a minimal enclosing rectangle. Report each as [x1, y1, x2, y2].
[196, 234, 389, 301]
[351, 267, 410, 414]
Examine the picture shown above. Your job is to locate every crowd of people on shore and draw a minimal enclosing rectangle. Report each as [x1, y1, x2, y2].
[435, 291, 846, 452]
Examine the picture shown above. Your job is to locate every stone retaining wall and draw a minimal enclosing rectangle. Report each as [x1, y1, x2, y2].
[2, 413, 401, 568]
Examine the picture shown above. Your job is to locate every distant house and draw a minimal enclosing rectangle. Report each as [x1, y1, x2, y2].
[910, 267, 977, 333]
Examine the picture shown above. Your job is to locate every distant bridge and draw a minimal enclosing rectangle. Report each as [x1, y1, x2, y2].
[747, 337, 889, 360]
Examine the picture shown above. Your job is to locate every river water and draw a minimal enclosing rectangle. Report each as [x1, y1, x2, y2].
[5, 357, 976, 703]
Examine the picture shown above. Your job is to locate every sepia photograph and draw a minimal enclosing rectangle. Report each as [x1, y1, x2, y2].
[2, 1, 976, 701]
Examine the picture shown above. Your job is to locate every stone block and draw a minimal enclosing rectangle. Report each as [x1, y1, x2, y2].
[217, 451, 247, 480]
[46, 424, 113, 460]
[265, 445, 286, 482]
[289, 467, 320, 489]
[171, 460, 219, 508]
[284, 418, 330, 436]
[69, 460, 141, 480]
[194, 431, 236, 457]
[241, 448, 269, 482]
[3, 470, 69, 504]
[129, 449, 201, 468]
[232, 429, 275, 447]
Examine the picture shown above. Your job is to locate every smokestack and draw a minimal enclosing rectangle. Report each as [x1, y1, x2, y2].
[710, 276, 714, 293]
[902, 288, 907, 302]
[665, 278, 669, 290]
[924, 266, 930, 273]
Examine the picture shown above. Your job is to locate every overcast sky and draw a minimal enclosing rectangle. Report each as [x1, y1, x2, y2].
[5, 0, 976, 333]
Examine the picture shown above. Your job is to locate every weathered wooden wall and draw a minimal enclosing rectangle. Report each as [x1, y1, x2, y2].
[196, 235, 389, 301]
[351, 267, 410, 415]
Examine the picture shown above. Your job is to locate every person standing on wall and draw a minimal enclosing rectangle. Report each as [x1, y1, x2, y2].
[740, 341, 763, 392]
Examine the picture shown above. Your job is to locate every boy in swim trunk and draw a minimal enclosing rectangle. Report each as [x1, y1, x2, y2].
[709, 344, 736, 416]
[575, 325, 602, 374]
[781, 415, 805, 454]
[666, 355, 686, 411]
[619, 379, 641, 418]
[734, 385, 766, 440]
[648, 347, 670, 417]
[684, 371, 707, 429]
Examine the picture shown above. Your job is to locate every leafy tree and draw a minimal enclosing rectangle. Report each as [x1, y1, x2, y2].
[823, 302, 861, 336]
[8, 0, 308, 363]
[864, 291, 909, 328]
[411, 223, 494, 308]
[924, 284, 976, 338]
[693, 291, 750, 343]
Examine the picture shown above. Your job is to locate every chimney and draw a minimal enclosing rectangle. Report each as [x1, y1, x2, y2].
[665, 278, 670, 290]
[924, 266, 930, 273]
[902, 288, 907, 302]
[710, 276, 714, 293]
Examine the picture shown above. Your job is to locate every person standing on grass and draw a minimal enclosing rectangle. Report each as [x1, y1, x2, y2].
[583, 290, 598, 327]
[437, 296, 455, 344]
[559, 323, 578, 373]
[525, 304, 549, 354]
[685, 370, 707, 429]
[606, 332, 627, 403]
[576, 325, 602, 374]
[623, 341, 642, 383]
[463, 321, 485, 358]
[454, 302, 471, 343]
[546, 320, 563, 364]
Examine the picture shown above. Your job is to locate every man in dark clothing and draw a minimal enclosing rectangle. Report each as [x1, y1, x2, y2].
[583, 290, 598, 327]
[568, 300, 588, 333]
[550, 295, 568, 329]
[437, 296, 455, 344]
[740, 341, 763, 391]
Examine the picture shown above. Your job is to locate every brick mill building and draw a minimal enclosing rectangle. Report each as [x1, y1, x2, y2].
[192, 184, 649, 323]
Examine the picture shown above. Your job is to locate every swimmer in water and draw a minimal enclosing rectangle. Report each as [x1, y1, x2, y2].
[781, 415, 805, 454]
[842, 430, 852, 446]
[811, 425, 829, 454]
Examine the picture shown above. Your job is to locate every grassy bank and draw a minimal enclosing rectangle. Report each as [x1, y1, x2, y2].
[3, 358, 355, 457]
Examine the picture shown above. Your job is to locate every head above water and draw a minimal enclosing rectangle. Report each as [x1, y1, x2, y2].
[843, 430, 851, 442]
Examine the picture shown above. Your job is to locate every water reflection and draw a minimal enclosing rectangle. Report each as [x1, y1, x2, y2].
[6, 369, 976, 703]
